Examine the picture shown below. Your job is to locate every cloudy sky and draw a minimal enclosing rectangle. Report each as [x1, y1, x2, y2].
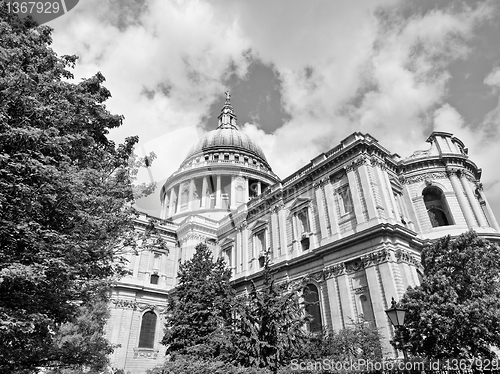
[48, 0, 500, 220]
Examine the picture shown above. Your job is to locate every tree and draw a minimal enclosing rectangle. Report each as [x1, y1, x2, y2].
[0, 9, 159, 373]
[394, 230, 500, 359]
[232, 260, 309, 373]
[161, 242, 235, 358]
[300, 319, 383, 362]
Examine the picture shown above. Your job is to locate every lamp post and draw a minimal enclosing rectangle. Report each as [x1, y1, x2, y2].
[385, 297, 408, 360]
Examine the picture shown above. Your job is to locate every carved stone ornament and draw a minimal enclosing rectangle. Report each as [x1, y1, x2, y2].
[395, 249, 419, 266]
[361, 249, 391, 267]
[370, 157, 387, 170]
[345, 155, 370, 173]
[313, 177, 329, 189]
[330, 171, 347, 184]
[401, 172, 448, 185]
[354, 286, 368, 294]
[236, 221, 248, 231]
[324, 263, 346, 279]
[112, 299, 167, 314]
[345, 259, 364, 274]
[133, 348, 159, 359]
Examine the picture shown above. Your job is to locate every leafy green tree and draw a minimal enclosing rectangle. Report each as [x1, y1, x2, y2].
[148, 355, 272, 374]
[300, 319, 382, 362]
[0, 10, 160, 374]
[161, 242, 235, 358]
[394, 230, 500, 359]
[232, 260, 309, 373]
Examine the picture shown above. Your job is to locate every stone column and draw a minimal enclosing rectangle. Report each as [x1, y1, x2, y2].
[188, 179, 195, 211]
[346, 166, 366, 224]
[325, 271, 343, 330]
[448, 170, 476, 226]
[278, 206, 288, 258]
[336, 270, 356, 326]
[324, 181, 340, 239]
[257, 180, 262, 195]
[230, 175, 236, 209]
[176, 184, 182, 214]
[373, 163, 394, 220]
[383, 171, 400, 222]
[241, 224, 249, 274]
[201, 176, 208, 209]
[314, 182, 328, 239]
[215, 175, 222, 208]
[363, 261, 395, 357]
[402, 184, 420, 232]
[236, 230, 242, 274]
[168, 188, 176, 217]
[460, 174, 487, 227]
[357, 163, 378, 220]
[244, 177, 250, 202]
[270, 207, 279, 259]
[477, 187, 500, 232]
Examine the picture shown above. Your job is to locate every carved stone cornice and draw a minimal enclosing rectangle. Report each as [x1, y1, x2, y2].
[112, 299, 167, 314]
[361, 249, 391, 267]
[133, 348, 159, 359]
[313, 177, 329, 190]
[395, 249, 419, 266]
[370, 157, 387, 170]
[401, 171, 448, 185]
[270, 201, 284, 214]
[183, 233, 207, 242]
[345, 155, 369, 173]
[345, 260, 364, 274]
[236, 221, 248, 231]
[445, 167, 460, 178]
[354, 286, 368, 294]
[330, 171, 347, 184]
[324, 263, 346, 279]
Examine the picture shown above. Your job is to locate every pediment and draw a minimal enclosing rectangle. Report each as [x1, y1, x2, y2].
[289, 197, 311, 212]
[248, 219, 268, 232]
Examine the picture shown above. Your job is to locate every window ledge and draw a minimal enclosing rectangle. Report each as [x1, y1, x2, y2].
[133, 348, 159, 359]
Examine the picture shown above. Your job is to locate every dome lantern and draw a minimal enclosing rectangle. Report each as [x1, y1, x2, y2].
[218, 90, 238, 130]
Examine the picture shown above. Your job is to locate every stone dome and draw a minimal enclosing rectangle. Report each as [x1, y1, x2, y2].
[184, 127, 268, 163]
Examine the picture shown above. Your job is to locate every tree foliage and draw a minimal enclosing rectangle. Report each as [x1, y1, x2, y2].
[231, 261, 310, 373]
[394, 230, 500, 359]
[300, 319, 383, 362]
[0, 10, 159, 373]
[162, 243, 235, 358]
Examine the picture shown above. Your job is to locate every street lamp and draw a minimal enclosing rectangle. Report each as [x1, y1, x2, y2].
[385, 297, 408, 360]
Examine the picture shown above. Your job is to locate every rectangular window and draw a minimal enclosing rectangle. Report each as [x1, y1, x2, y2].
[339, 185, 354, 215]
[296, 208, 310, 234]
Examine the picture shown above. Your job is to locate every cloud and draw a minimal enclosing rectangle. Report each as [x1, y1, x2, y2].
[47, 0, 500, 217]
[485, 66, 500, 88]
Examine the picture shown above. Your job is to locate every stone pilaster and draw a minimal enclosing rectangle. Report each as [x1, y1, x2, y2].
[215, 175, 222, 208]
[314, 181, 328, 239]
[448, 169, 476, 227]
[201, 176, 208, 208]
[477, 186, 500, 232]
[324, 180, 340, 238]
[460, 174, 487, 227]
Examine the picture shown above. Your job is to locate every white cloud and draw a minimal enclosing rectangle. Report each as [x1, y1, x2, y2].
[485, 67, 500, 88]
[47, 0, 500, 217]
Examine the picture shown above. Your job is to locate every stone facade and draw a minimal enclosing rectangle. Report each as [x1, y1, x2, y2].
[107, 96, 500, 373]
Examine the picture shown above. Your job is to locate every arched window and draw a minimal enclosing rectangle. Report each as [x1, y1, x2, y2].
[304, 284, 322, 333]
[138, 311, 157, 348]
[423, 186, 452, 227]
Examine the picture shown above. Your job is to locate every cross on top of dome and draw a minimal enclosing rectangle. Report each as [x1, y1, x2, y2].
[217, 91, 238, 130]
